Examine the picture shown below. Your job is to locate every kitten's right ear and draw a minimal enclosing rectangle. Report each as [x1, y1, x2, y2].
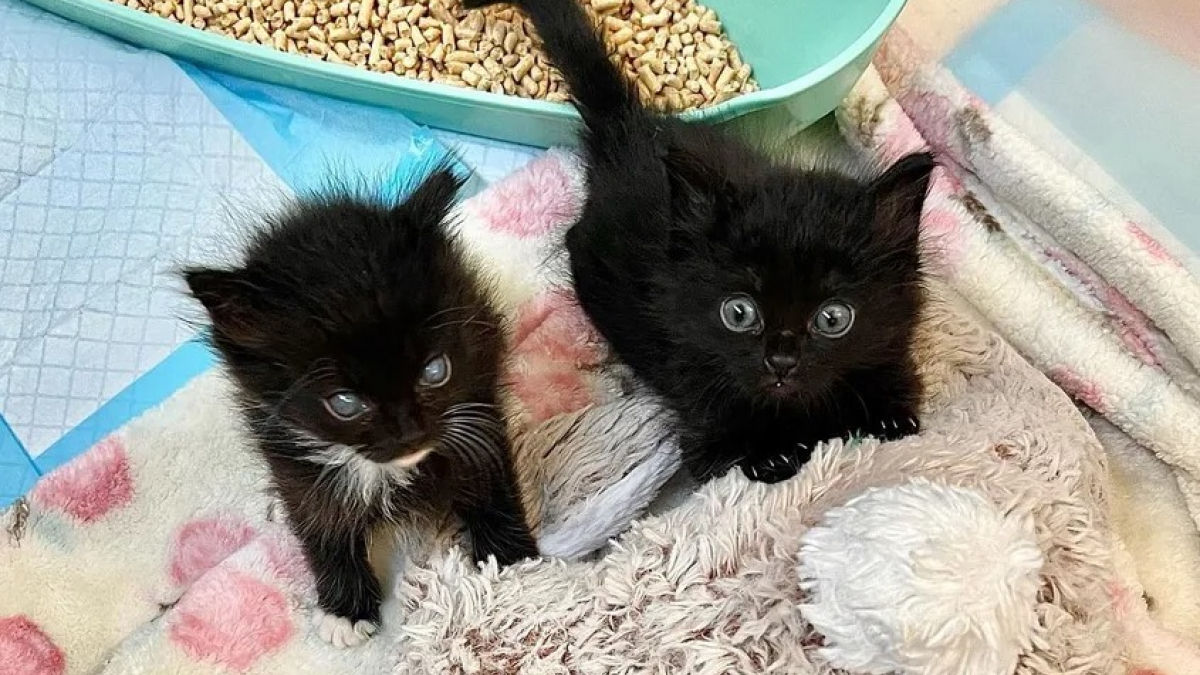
[183, 268, 271, 349]
[400, 166, 465, 225]
[871, 151, 935, 241]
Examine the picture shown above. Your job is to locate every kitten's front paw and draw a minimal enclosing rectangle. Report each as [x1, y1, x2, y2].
[740, 452, 800, 484]
[313, 609, 379, 648]
[474, 533, 539, 567]
[875, 414, 920, 441]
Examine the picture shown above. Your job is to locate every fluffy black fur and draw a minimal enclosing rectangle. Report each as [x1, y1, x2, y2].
[466, 0, 934, 483]
[183, 168, 537, 636]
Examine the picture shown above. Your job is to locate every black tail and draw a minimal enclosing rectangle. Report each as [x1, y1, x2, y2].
[462, 0, 640, 126]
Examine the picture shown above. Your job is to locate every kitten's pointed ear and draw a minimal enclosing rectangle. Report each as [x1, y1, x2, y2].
[871, 152, 935, 239]
[400, 166, 465, 225]
[183, 268, 272, 349]
[664, 147, 741, 238]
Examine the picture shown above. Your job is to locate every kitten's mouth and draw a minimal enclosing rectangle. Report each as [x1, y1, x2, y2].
[390, 447, 434, 468]
[362, 445, 435, 467]
[762, 377, 801, 398]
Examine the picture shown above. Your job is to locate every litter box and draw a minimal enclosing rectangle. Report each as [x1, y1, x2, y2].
[22, 0, 908, 147]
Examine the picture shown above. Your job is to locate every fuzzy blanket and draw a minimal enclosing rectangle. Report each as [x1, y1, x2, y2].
[0, 156, 1123, 675]
[2, 28, 1196, 675]
[841, 30, 1200, 674]
[0, 288, 1120, 675]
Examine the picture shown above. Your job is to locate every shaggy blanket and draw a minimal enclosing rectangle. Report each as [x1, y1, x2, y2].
[842, 30, 1200, 674]
[0, 156, 1122, 675]
[2, 28, 1196, 675]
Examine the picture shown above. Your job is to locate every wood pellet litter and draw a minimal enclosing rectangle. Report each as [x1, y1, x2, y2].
[109, 0, 758, 110]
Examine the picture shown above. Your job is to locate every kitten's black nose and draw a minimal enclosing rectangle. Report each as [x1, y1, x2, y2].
[765, 353, 798, 377]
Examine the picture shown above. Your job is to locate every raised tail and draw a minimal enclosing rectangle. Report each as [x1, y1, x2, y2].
[462, 0, 640, 126]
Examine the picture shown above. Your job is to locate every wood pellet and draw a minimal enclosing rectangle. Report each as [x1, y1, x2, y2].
[109, 0, 758, 110]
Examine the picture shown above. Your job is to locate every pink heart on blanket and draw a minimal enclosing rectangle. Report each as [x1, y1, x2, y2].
[1127, 221, 1181, 268]
[472, 152, 581, 238]
[30, 436, 133, 524]
[170, 516, 258, 586]
[0, 616, 65, 675]
[169, 567, 292, 672]
[1048, 366, 1110, 415]
[511, 289, 603, 366]
[509, 289, 606, 422]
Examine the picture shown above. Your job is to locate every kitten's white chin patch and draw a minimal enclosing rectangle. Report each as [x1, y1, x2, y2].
[391, 447, 433, 469]
[313, 609, 378, 648]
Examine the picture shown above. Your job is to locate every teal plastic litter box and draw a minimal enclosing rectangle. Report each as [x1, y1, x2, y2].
[22, 0, 909, 148]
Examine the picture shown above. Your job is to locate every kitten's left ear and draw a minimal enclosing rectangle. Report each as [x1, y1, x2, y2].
[399, 166, 465, 225]
[871, 152, 935, 239]
[664, 147, 742, 238]
[183, 268, 273, 349]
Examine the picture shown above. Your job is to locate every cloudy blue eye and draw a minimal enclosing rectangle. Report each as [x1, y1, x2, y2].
[811, 300, 855, 338]
[720, 294, 763, 334]
[324, 391, 370, 421]
[419, 353, 452, 388]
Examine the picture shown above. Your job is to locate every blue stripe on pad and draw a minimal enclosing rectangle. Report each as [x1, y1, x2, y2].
[33, 337, 216, 477]
[0, 415, 39, 506]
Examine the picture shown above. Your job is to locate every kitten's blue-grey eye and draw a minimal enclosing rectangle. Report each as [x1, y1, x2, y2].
[324, 391, 369, 421]
[419, 353, 452, 388]
[720, 295, 763, 334]
[812, 300, 855, 338]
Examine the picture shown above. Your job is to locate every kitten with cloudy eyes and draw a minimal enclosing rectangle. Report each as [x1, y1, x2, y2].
[466, 0, 932, 484]
[183, 167, 537, 648]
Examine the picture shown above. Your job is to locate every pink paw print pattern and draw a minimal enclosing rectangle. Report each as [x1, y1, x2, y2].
[0, 616, 65, 675]
[170, 516, 259, 587]
[1101, 286, 1165, 369]
[168, 567, 293, 672]
[477, 152, 582, 239]
[509, 289, 607, 423]
[1048, 366, 1111, 415]
[30, 436, 133, 524]
[1127, 221, 1181, 267]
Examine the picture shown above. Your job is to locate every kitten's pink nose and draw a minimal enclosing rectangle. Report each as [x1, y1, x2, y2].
[765, 353, 798, 377]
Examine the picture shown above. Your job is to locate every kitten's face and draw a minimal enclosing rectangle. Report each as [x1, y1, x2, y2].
[229, 296, 501, 466]
[186, 170, 501, 466]
[664, 155, 931, 408]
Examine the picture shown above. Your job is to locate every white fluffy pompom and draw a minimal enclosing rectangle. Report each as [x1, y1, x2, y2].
[797, 479, 1043, 675]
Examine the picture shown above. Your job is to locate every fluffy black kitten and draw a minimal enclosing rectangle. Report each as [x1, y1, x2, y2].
[183, 167, 537, 647]
[466, 0, 933, 484]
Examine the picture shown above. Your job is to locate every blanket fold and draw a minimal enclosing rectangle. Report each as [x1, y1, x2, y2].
[838, 29, 1200, 673]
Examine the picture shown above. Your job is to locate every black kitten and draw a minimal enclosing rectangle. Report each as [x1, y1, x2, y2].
[183, 167, 537, 647]
[466, 0, 933, 484]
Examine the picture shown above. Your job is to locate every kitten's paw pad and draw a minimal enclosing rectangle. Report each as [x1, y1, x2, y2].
[313, 609, 378, 648]
[741, 454, 798, 484]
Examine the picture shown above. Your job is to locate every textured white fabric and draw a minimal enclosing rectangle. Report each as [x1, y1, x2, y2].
[799, 480, 1042, 675]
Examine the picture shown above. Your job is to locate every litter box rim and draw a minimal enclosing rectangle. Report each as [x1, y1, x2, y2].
[23, 0, 908, 148]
